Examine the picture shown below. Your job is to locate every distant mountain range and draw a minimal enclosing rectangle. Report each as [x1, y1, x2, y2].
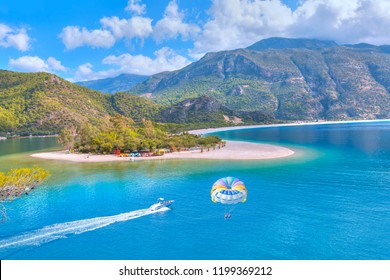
[2, 37, 390, 135]
[76, 73, 149, 94]
[132, 37, 390, 121]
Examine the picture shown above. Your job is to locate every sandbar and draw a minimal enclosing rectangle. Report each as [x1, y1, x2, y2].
[30, 140, 294, 163]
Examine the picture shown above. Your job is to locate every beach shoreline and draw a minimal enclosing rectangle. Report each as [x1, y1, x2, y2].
[29, 119, 390, 163]
[30, 140, 295, 163]
[189, 119, 390, 135]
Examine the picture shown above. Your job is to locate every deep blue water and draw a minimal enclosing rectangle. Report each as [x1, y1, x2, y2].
[0, 121, 389, 260]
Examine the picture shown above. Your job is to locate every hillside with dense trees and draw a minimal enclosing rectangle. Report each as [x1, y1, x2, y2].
[58, 114, 222, 154]
[0, 71, 113, 135]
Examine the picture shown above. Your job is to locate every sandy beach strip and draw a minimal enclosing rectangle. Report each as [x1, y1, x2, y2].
[30, 140, 294, 163]
[189, 119, 390, 135]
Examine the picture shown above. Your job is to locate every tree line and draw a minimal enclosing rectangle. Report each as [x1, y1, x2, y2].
[58, 114, 223, 154]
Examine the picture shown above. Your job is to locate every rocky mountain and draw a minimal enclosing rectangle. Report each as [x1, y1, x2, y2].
[132, 37, 390, 121]
[76, 73, 149, 94]
[158, 96, 234, 124]
[247, 37, 338, 51]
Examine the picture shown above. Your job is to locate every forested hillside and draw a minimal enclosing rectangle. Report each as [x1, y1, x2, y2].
[0, 71, 113, 135]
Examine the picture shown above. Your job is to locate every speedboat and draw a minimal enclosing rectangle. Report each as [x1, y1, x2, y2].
[149, 198, 174, 211]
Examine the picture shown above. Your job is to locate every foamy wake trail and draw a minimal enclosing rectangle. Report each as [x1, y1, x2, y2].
[0, 207, 169, 249]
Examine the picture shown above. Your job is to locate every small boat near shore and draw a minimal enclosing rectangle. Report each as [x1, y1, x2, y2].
[149, 198, 174, 211]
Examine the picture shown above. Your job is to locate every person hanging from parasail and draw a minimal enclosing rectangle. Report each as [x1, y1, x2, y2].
[210, 176, 247, 219]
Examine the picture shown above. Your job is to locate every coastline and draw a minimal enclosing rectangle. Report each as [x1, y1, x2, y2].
[30, 140, 295, 163]
[189, 119, 390, 135]
[29, 119, 390, 163]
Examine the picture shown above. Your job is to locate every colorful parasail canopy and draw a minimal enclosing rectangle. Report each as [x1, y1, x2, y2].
[210, 176, 247, 204]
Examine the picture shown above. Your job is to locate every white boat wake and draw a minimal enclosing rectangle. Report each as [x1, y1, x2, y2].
[0, 207, 169, 249]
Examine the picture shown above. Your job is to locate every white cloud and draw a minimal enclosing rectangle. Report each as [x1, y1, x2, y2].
[191, 0, 390, 57]
[0, 23, 30, 51]
[9, 56, 67, 73]
[59, 0, 153, 50]
[153, 0, 201, 42]
[290, 0, 390, 45]
[73, 62, 96, 81]
[103, 47, 191, 75]
[60, 16, 153, 49]
[191, 0, 294, 57]
[72, 47, 192, 81]
[72, 62, 123, 82]
[47, 57, 67, 72]
[59, 26, 116, 49]
[100, 16, 153, 40]
[125, 0, 146, 15]
[9, 56, 49, 72]
[59, 0, 200, 50]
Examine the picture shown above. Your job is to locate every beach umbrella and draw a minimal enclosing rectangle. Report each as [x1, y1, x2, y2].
[210, 176, 247, 205]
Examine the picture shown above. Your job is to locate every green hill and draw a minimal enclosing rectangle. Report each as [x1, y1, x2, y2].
[111, 92, 161, 122]
[0, 70, 114, 135]
[0, 71, 237, 135]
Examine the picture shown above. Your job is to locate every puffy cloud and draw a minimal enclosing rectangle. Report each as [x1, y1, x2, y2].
[125, 0, 146, 15]
[59, 26, 116, 49]
[9, 56, 67, 73]
[153, 0, 201, 42]
[72, 48, 192, 82]
[9, 56, 49, 72]
[102, 47, 191, 75]
[47, 57, 67, 72]
[290, 0, 390, 45]
[73, 62, 129, 82]
[73, 62, 96, 81]
[0, 23, 30, 51]
[190, 0, 390, 57]
[191, 0, 294, 57]
[100, 16, 153, 40]
[59, 1, 199, 50]
[60, 16, 153, 49]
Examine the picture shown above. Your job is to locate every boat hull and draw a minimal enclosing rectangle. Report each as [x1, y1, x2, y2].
[149, 200, 174, 211]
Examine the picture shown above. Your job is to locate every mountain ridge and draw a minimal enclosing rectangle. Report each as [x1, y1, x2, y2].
[2, 37, 390, 135]
[76, 73, 149, 94]
[131, 37, 390, 121]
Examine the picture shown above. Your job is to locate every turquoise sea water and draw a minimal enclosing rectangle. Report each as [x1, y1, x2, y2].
[0, 121, 389, 260]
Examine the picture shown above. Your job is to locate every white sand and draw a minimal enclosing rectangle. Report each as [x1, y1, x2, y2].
[30, 140, 294, 163]
[189, 119, 390, 135]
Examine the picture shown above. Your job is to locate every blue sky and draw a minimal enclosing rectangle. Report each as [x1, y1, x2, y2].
[1, 0, 390, 81]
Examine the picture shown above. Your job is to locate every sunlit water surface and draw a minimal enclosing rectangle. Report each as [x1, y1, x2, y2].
[0, 121, 389, 259]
